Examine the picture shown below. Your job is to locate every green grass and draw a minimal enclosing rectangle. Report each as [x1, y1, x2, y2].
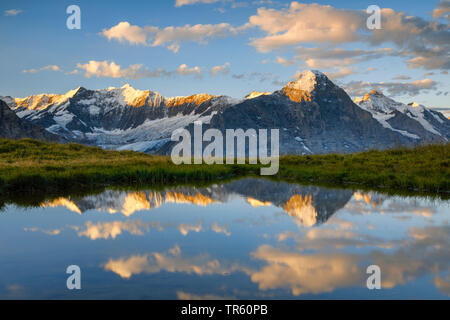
[278, 144, 450, 194]
[0, 138, 246, 193]
[0, 139, 448, 203]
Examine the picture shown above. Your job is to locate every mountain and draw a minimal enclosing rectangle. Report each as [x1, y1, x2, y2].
[222, 178, 352, 226]
[354, 90, 450, 142]
[191, 70, 433, 155]
[162, 70, 448, 155]
[41, 178, 352, 226]
[0, 99, 62, 141]
[1, 84, 230, 152]
[1, 70, 448, 154]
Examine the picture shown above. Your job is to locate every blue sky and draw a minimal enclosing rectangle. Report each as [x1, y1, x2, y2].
[0, 0, 449, 109]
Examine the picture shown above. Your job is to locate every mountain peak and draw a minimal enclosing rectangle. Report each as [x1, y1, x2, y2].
[408, 102, 421, 108]
[12, 87, 84, 111]
[356, 89, 428, 117]
[281, 70, 328, 103]
[119, 84, 154, 107]
[354, 90, 401, 113]
[285, 70, 327, 92]
[355, 90, 448, 139]
[5, 78, 449, 155]
[245, 91, 271, 99]
[65, 86, 85, 98]
[165, 93, 216, 107]
[362, 89, 384, 101]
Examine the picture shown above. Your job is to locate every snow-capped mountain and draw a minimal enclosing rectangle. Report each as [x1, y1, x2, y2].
[0, 99, 62, 142]
[1, 84, 230, 152]
[1, 70, 448, 154]
[354, 90, 449, 142]
[41, 178, 352, 226]
[176, 70, 448, 155]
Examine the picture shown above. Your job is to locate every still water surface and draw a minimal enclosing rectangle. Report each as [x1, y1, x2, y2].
[0, 178, 449, 299]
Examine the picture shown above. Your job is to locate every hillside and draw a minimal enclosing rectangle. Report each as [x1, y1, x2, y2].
[0, 139, 448, 198]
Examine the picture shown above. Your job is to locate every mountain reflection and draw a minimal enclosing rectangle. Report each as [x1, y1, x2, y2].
[43, 190, 217, 217]
[39, 178, 353, 226]
[1, 178, 448, 299]
[282, 195, 318, 227]
[251, 225, 450, 296]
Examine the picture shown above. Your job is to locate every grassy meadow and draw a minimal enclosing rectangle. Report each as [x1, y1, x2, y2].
[0, 139, 448, 203]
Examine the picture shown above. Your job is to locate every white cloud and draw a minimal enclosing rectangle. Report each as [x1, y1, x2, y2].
[175, 0, 219, 7]
[433, 0, 450, 19]
[76, 60, 149, 79]
[22, 65, 60, 74]
[101, 21, 153, 45]
[104, 246, 250, 279]
[176, 64, 203, 78]
[251, 245, 362, 295]
[406, 53, 450, 70]
[41, 65, 60, 71]
[147, 68, 173, 78]
[325, 67, 355, 79]
[393, 75, 412, 80]
[294, 47, 394, 69]
[176, 291, 235, 300]
[4, 9, 22, 16]
[344, 78, 438, 97]
[232, 71, 281, 86]
[249, 2, 450, 71]
[210, 62, 230, 76]
[175, 0, 276, 9]
[275, 56, 295, 66]
[177, 221, 203, 236]
[249, 3, 364, 52]
[101, 21, 250, 52]
[73, 220, 156, 240]
[251, 225, 450, 296]
[74, 60, 204, 79]
[210, 222, 231, 236]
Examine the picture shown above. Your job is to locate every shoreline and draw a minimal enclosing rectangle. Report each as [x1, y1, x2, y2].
[0, 139, 448, 204]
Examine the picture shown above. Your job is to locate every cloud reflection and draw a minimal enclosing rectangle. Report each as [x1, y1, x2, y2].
[104, 245, 252, 279]
[251, 225, 450, 296]
[72, 220, 161, 240]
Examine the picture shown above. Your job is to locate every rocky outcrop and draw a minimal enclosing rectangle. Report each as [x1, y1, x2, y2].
[41, 178, 352, 226]
[0, 100, 62, 142]
[354, 89, 449, 142]
[1, 71, 448, 154]
[168, 70, 435, 155]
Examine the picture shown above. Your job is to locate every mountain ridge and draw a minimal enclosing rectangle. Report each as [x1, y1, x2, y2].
[1, 70, 448, 155]
[354, 89, 449, 142]
[0, 100, 63, 142]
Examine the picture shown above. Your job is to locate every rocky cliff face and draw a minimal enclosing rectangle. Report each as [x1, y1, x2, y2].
[0, 100, 62, 142]
[199, 70, 428, 155]
[354, 90, 449, 142]
[1, 70, 448, 154]
[2, 85, 230, 151]
[163, 70, 448, 155]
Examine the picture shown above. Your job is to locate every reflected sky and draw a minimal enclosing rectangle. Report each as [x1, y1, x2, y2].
[0, 178, 448, 299]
